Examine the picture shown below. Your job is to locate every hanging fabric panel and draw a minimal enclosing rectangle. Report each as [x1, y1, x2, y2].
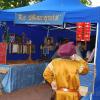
[76, 22, 91, 41]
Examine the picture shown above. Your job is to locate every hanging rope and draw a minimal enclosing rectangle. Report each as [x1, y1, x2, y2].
[47, 26, 50, 37]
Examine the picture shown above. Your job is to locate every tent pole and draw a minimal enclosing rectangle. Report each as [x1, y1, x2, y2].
[94, 23, 99, 65]
[90, 23, 99, 100]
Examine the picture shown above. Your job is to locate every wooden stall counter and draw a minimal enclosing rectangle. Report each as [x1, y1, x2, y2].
[7, 60, 43, 65]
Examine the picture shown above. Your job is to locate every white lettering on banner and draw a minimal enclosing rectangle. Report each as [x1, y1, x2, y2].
[17, 14, 26, 21]
[17, 14, 61, 22]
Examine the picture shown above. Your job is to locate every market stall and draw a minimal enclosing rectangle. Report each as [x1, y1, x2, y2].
[0, 0, 100, 100]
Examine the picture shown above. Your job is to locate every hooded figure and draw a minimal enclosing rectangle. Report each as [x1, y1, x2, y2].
[43, 42, 89, 100]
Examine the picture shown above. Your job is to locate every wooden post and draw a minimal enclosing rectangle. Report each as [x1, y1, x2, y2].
[28, 40, 32, 61]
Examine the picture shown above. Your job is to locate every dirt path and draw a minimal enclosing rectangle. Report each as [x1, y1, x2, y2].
[0, 84, 52, 100]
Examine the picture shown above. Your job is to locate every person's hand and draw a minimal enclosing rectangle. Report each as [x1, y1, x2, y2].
[79, 66, 84, 73]
[70, 54, 83, 61]
[70, 54, 76, 60]
[51, 81, 57, 91]
[79, 86, 88, 96]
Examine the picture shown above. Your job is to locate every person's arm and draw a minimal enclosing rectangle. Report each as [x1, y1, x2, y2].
[88, 48, 95, 62]
[78, 59, 89, 75]
[78, 59, 89, 96]
[43, 62, 57, 91]
[70, 54, 89, 75]
[43, 62, 54, 84]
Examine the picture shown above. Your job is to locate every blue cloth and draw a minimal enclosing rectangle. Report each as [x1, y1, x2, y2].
[80, 63, 94, 93]
[80, 63, 95, 100]
[81, 95, 90, 100]
[0, 63, 48, 93]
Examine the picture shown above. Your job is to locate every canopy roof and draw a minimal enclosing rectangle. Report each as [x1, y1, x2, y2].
[0, 0, 100, 22]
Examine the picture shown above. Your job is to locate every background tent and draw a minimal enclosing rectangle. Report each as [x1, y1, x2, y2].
[0, 0, 100, 100]
[0, 0, 100, 22]
[0, 21, 96, 60]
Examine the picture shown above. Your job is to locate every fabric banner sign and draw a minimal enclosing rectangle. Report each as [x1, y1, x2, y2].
[0, 42, 7, 64]
[15, 12, 65, 25]
[76, 22, 91, 41]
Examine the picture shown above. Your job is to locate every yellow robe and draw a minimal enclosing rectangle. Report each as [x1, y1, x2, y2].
[43, 58, 89, 100]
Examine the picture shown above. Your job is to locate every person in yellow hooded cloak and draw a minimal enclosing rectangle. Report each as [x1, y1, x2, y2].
[43, 42, 89, 100]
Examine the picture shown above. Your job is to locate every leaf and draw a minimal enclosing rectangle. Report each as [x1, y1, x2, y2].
[0, 0, 44, 9]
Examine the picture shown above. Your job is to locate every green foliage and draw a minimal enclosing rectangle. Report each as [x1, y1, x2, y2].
[80, 0, 92, 5]
[0, 0, 43, 9]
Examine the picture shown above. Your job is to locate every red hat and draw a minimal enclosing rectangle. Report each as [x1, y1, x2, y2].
[57, 42, 76, 58]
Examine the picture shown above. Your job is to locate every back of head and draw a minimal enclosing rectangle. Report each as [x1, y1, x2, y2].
[56, 42, 76, 58]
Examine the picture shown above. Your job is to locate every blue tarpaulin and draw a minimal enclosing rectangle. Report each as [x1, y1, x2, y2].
[0, 0, 100, 23]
